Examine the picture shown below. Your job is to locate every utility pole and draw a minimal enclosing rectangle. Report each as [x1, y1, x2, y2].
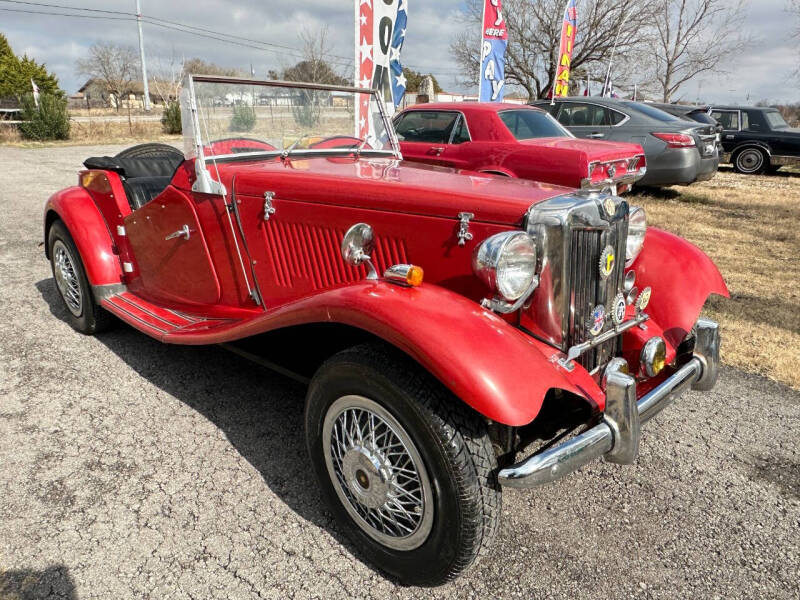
[136, 0, 151, 111]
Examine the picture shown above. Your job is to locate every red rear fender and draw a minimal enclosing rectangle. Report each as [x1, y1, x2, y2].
[44, 186, 123, 286]
[633, 228, 729, 348]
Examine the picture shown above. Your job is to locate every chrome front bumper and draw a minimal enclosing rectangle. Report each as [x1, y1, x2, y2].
[498, 319, 721, 488]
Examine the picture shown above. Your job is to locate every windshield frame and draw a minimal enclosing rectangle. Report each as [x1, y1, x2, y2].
[183, 74, 402, 192]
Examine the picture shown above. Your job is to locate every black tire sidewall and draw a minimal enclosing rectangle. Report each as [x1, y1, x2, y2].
[305, 355, 473, 586]
[734, 148, 766, 174]
[48, 221, 100, 334]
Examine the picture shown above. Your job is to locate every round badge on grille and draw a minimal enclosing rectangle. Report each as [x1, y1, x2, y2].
[603, 196, 616, 217]
[611, 293, 627, 326]
[599, 245, 616, 280]
[636, 286, 652, 313]
[587, 305, 606, 337]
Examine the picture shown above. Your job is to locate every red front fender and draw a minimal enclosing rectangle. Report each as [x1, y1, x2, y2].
[166, 281, 604, 426]
[633, 227, 729, 348]
[44, 186, 123, 286]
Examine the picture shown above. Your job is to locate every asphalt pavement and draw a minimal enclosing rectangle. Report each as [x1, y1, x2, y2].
[0, 145, 797, 599]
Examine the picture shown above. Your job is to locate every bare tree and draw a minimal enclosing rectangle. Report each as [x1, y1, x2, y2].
[282, 26, 349, 85]
[150, 48, 185, 106]
[450, 0, 657, 100]
[76, 43, 139, 113]
[283, 26, 349, 128]
[647, 0, 751, 102]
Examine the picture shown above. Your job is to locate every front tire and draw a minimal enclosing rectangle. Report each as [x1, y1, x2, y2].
[305, 344, 500, 586]
[48, 220, 114, 335]
[733, 148, 767, 174]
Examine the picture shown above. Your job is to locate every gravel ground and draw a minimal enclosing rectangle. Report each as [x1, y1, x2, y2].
[0, 145, 798, 599]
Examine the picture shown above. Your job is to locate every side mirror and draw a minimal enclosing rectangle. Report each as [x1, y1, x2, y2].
[341, 223, 378, 279]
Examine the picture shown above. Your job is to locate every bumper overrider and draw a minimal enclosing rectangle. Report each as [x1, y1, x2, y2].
[498, 319, 721, 488]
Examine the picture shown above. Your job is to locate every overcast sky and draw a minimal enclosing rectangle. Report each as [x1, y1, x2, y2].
[1, 0, 797, 104]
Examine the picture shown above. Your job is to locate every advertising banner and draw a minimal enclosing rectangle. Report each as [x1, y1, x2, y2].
[355, 0, 407, 139]
[479, 0, 508, 102]
[554, 0, 578, 98]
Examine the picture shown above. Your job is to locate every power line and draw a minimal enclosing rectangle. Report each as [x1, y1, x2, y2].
[141, 19, 352, 67]
[0, 0, 461, 76]
[0, 0, 133, 16]
[0, 6, 132, 20]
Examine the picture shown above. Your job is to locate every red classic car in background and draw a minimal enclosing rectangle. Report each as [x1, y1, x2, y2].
[43, 76, 727, 586]
[394, 102, 647, 193]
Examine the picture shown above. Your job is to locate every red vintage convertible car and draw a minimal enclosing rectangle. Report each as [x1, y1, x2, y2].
[394, 102, 647, 193]
[43, 76, 727, 586]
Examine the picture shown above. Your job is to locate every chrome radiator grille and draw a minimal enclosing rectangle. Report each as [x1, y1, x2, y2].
[567, 224, 627, 372]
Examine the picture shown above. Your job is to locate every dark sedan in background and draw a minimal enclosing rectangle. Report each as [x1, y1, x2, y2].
[532, 97, 719, 187]
[710, 105, 800, 174]
[649, 103, 722, 133]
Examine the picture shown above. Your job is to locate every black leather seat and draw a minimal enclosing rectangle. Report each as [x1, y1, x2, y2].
[123, 176, 173, 211]
[83, 152, 184, 211]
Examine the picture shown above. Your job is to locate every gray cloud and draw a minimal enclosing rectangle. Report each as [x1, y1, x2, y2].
[1, 0, 796, 103]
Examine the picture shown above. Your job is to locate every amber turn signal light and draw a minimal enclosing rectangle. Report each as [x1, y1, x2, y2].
[384, 264, 424, 287]
[80, 171, 112, 194]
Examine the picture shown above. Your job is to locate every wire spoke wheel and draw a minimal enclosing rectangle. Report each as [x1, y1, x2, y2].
[52, 240, 83, 317]
[322, 395, 434, 551]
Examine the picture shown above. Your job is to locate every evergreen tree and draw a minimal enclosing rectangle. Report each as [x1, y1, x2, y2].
[0, 34, 13, 61]
[401, 68, 444, 94]
[0, 33, 62, 98]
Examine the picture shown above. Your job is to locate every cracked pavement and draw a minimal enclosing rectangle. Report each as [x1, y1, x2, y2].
[0, 145, 798, 599]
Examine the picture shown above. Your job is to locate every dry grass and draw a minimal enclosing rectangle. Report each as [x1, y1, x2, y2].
[69, 106, 165, 118]
[0, 118, 181, 147]
[632, 167, 800, 389]
[0, 125, 21, 143]
[67, 119, 179, 145]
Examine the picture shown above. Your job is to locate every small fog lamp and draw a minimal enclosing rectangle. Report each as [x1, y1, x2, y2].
[641, 336, 667, 377]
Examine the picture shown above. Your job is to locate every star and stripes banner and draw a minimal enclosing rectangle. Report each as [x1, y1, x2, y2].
[554, 0, 577, 98]
[479, 0, 507, 102]
[355, 0, 408, 140]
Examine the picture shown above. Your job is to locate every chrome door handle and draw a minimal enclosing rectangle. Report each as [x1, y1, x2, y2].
[165, 224, 191, 241]
[588, 132, 605, 138]
[428, 146, 445, 156]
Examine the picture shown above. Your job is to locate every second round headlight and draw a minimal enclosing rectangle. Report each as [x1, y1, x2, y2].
[473, 232, 538, 302]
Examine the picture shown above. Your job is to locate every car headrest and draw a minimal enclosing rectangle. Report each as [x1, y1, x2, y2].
[83, 155, 184, 179]
[571, 112, 587, 126]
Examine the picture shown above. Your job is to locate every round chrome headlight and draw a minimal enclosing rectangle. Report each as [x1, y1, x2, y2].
[473, 232, 537, 302]
[626, 206, 647, 266]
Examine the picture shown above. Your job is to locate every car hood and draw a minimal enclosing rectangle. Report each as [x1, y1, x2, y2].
[516, 137, 644, 161]
[221, 156, 573, 226]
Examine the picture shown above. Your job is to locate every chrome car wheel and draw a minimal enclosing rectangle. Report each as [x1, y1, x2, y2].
[736, 149, 765, 173]
[322, 395, 434, 551]
[52, 240, 83, 317]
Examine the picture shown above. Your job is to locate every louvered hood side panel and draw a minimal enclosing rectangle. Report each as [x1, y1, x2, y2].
[262, 221, 408, 290]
